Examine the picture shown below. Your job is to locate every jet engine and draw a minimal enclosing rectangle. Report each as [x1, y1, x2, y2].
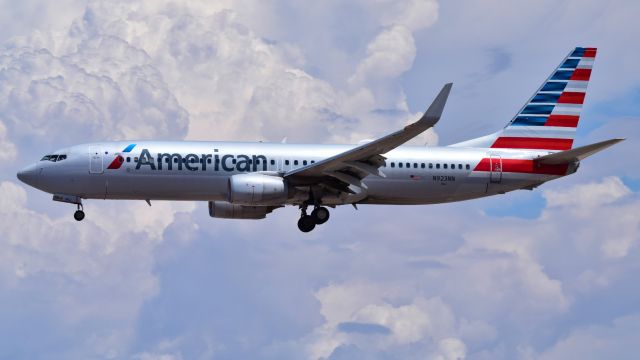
[228, 173, 288, 205]
[208, 201, 276, 219]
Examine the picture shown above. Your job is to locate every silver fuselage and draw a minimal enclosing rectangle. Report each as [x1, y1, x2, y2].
[17, 141, 573, 205]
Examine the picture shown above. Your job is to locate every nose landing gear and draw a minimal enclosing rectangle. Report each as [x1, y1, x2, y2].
[52, 194, 86, 222]
[297, 205, 331, 232]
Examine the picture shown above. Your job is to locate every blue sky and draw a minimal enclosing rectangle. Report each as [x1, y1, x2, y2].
[0, 0, 638, 359]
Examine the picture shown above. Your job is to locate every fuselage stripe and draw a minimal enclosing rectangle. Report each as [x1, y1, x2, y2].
[490, 137, 573, 150]
[473, 158, 569, 175]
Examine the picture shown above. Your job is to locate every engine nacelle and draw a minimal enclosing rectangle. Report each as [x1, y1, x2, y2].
[208, 201, 274, 219]
[228, 173, 288, 205]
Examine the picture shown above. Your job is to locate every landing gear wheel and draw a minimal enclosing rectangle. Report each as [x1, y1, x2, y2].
[311, 207, 330, 225]
[297, 215, 316, 232]
[74, 210, 85, 221]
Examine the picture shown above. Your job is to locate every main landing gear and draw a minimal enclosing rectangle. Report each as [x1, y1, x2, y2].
[297, 205, 331, 233]
[73, 204, 85, 221]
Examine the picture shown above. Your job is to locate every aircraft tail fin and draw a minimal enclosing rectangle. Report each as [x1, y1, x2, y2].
[450, 47, 597, 150]
[535, 138, 624, 165]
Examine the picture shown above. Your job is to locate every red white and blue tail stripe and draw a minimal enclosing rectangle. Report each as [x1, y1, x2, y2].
[450, 47, 596, 151]
[493, 47, 596, 150]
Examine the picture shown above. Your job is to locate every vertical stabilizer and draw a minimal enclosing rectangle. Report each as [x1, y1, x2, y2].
[450, 47, 596, 150]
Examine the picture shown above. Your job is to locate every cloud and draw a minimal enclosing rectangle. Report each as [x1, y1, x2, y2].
[0, 1, 638, 359]
[538, 314, 640, 360]
[374, 0, 439, 31]
[0, 180, 184, 358]
[544, 176, 631, 211]
[0, 120, 16, 162]
[0, 37, 189, 160]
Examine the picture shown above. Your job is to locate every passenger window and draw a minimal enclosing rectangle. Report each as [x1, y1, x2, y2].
[270, 160, 275, 165]
[451, 164, 455, 169]
[207, 158, 212, 164]
[458, 164, 462, 169]
[126, 157, 131, 162]
[232, 159, 237, 164]
[399, 163, 403, 168]
[173, 158, 178, 163]
[406, 163, 410, 168]
[294, 160, 299, 165]
[444, 164, 448, 169]
[285, 160, 290, 165]
[311, 160, 315, 164]
[436, 164, 440, 169]
[421, 163, 425, 169]
[429, 163, 433, 169]
[135, 157, 139, 162]
[303, 160, 307, 166]
[413, 163, 418, 168]
[391, 162, 395, 168]
[466, 164, 470, 170]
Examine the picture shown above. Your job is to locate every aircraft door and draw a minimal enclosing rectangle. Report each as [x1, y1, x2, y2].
[489, 155, 502, 183]
[89, 146, 103, 174]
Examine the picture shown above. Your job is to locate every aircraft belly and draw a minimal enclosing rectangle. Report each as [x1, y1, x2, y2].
[102, 173, 228, 201]
[364, 175, 488, 205]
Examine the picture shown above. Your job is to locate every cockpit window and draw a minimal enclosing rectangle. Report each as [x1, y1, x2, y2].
[40, 154, 67, 162]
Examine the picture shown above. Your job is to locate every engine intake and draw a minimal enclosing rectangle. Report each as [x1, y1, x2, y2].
[228, 173, 288, 205]
[208, 201, 276, 219]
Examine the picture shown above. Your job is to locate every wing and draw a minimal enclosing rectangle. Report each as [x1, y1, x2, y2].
[284, 83, 452, 193]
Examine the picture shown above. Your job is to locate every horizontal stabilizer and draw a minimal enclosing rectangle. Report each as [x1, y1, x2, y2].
[536, 138, 624, 165]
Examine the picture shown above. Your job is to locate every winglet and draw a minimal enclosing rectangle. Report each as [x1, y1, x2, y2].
[536, 138, 624, 165]
[406, 83, 452, 130]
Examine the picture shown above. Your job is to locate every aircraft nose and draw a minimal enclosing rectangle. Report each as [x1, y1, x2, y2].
[17, 163, 38, 186]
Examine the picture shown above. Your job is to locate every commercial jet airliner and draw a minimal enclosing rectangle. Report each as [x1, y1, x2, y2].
[17, 47, 623, 232]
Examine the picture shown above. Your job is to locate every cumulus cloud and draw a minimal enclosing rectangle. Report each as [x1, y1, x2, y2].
[0, 181, 190, 358]
[0, 0, 638, 359]
[374, 0, 439, 31]
[544, 176, 631, 212]
[538, 314, 640, 360]
[0, 38, 189, 158]
[0, 120, 16, 162]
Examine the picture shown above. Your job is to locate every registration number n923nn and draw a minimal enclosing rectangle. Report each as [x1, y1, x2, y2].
[433, 175, 455, 182]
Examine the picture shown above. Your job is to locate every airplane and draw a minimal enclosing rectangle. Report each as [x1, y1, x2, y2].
[17, 47, 623, 232]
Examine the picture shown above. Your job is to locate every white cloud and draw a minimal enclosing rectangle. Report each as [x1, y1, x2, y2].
[0, 120, 16, 162]
[538, 314, 640, 360]
[0, 1, 638, 359]
[374, 0, 439, 31]
[0, 39, 189, 155]
[432, 337, 467, 360]
[544, 176, 631, 212]
[0, 180, 178, 357]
